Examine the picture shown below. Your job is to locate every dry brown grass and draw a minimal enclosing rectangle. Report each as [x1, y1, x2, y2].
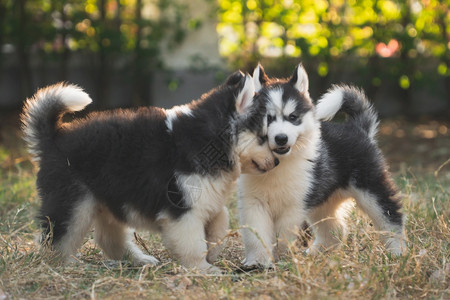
[1, 116, 449, 299]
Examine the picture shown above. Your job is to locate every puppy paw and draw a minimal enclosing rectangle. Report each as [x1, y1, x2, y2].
[194, 262, 223, 274]
[305, 245, 320, 256]
[242, 257, 273, 270]
[204, 265, 224, 275]
[102, 260, 127, 268]
[132, 254, 160, 266]
[206, 245, 224, 264]
[183, 259, 224, 274]
[386, 238, 407, 256]
[306, 240, 340, 255]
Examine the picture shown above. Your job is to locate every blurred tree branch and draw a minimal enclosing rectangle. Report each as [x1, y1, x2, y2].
[0, 0, 197, 106]
[217, 0, 449, 112]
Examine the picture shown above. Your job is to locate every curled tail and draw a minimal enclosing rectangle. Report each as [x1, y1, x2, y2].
[315, 85, 379, 139]
[21, 83, 92, 161]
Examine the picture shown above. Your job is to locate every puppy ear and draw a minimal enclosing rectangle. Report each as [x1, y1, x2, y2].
[226, 70, 245, 86]
[252, 63, 269, 92]
[289, 63, 309, 95]
[235, 74, 255, 114]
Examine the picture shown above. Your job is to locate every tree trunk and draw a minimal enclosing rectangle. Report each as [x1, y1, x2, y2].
[16, 0, 33, 98]
[60, 2, 70, 80]
[0, 0, 7, 77]
[133, 0, 151, 106]
[97, 0, 108, 107]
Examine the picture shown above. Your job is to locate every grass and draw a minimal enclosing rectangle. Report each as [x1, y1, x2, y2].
[0, 114, 449, 299]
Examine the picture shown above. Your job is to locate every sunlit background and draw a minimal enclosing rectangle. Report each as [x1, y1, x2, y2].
[0, 0, 448, 116]
[0, 3, 449, 298]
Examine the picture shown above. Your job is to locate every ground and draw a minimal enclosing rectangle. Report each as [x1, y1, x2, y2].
[0, 112, 449, 299]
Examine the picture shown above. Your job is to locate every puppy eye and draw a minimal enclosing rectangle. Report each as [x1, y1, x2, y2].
[267, 115, 274, 123]
[289, 114, 298, 121]
[257, 135, 267, 144]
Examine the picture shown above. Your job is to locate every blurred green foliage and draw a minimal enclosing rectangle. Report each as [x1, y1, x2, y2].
[0, 0, 448, 112]
[1, 0, 188, 57]
[0, 0, 191, 105]
[217, 0, 449, 103]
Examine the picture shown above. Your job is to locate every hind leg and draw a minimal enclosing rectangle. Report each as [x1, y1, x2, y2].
[36, 164, 99, 262]
[351, 185, 405, 255]
[162, 211, 218, 272]
[39, 192, 97, 262]
[205, 206, 229, 263]
[93, 206, 159, 266]
[306, 191, 350, 255]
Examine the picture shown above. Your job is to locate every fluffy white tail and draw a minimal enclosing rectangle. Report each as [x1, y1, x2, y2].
[316, 85, 379, 140]
[21, 83, 92, 161]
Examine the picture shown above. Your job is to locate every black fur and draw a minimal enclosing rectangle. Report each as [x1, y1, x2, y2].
[258, 82, 312, 124]
[23, 72, 253, 245]
[238, 64, 405, 263]
[338, 85, 378, 138]
[259, 66, 403, 228]
[306, 122, 403, 225]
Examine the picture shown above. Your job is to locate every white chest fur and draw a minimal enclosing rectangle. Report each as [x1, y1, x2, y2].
[177, 169, 238, 222]
[238, 128, 320, 221]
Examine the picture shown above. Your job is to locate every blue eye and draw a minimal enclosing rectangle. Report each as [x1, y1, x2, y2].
[267, 115, 274, 123]
[289, 114, 298, 121]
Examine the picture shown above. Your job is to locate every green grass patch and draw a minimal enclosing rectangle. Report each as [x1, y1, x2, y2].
[0, 118, 449, 299]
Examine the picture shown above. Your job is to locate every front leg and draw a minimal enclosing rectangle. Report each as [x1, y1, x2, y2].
[162, 212, 219, 273]
[240, 199, 275, 268]
[274, 209, 301, 259]
[205, 206, 229, 263]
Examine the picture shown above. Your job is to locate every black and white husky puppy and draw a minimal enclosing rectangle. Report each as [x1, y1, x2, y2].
[238, 64, 405, 267]
[21, 71, 278, 272]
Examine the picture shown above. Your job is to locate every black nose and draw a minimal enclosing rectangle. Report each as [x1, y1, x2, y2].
[275, 134, 288, 146]
[274, 158, 280, 166]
